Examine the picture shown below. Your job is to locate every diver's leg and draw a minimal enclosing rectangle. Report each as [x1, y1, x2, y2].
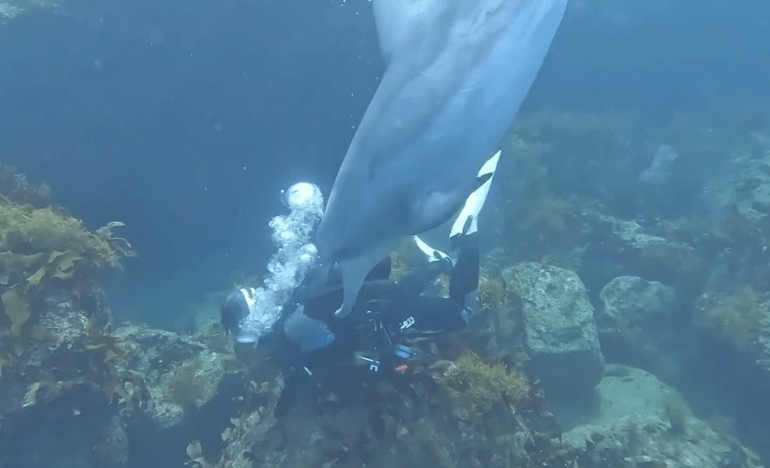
[449, 235, 479, 301]
[414, 297, 468, 333]
[446, 150, 500, 323]
[397, 261, 447, 297]
[396, 236, 453, 296]
[448, 234, 480, 325]
[391, 237, 479, 332]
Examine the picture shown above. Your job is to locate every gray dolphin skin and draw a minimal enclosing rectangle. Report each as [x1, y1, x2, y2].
[314, 0, 569, 318]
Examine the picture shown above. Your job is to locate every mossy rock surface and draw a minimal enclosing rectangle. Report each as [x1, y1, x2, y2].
[0, 169, 134, 419]
[559, 365, 764, 468]
[503, 262, 604, 399]
[695, 286, 770, 373]
[0, 201, 128, 271]
[113, 325, 237, 428]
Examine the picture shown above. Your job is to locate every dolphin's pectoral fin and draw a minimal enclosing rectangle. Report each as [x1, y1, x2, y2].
[334, 264, 367, 319]
[335, 241, 398, 318]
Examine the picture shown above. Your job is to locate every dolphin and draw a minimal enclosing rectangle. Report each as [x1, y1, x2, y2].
[314, 0, 569, 318]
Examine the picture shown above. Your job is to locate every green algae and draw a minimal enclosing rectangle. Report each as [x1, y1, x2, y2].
[436, 351, 532, 414]
[1, 289, 30, 336]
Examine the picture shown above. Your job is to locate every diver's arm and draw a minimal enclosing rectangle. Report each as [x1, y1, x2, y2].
[397, 259, 449, 297]
[389, 234, 481, 337]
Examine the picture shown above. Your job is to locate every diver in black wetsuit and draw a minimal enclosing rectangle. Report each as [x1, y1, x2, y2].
[221, 150, 501, 413]
[222, 233, 480, 414]
[282, 232, 479, 380]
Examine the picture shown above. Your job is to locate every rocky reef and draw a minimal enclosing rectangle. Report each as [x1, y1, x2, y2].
[556, 365, 762, 468]
[3, 106, 770, 468]
[0, 164, 136, 467]
[486, 108, 770, 460]
[501, 262, 604, 401]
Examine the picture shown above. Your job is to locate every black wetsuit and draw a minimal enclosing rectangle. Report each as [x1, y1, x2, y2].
[266, 237, 479, 413]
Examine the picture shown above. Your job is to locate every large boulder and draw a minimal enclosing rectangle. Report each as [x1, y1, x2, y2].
[557, 365, 764, 468]
[113, 324, 237, 429]
[579, 212, 699, 294]
[597, 276, 677, 371]
[502, 262, 604, 400]
[598, 276, 676, 333]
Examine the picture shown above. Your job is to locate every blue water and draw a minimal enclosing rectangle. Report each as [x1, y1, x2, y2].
[2, 1, 767, 306]
[2, 0, 770, 462]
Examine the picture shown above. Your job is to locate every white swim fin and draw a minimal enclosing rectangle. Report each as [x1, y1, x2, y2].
[413, 235, 453, 265]
[450, 150, 501, 239]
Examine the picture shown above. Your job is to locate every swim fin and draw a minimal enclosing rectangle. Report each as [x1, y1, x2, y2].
[283, 305, 336, 353]
[449, 150, 501, 240]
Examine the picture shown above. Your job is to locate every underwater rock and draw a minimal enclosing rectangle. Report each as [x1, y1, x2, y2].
[0, 165, 52, 208]
[694, 285, 770, 374]
[209, 358, 542, 468]
[0, 169, 139, 468]
[690, 146, 770, 376]
[598, 276, 676, 330]
[113, 325, 238, 429]
[639, 144, 679, 185]
[502, 262, 604, 401]
[557, 365, 764, 468]
[701, 145, 770, 229]
[0, 385, 130, 468]
[0, 176, 134, 415]
[208, 380, 282, 468]
[697, 148, 770, 287]
[691, 279, 770, 459]
[597, 276, 677, 370]
[581, 212, 698, 289]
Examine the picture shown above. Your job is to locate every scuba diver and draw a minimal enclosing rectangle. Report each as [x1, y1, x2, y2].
[221, 151, 501, 414]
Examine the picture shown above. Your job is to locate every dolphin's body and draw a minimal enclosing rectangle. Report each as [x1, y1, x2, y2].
[314, 0, 569, 318]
